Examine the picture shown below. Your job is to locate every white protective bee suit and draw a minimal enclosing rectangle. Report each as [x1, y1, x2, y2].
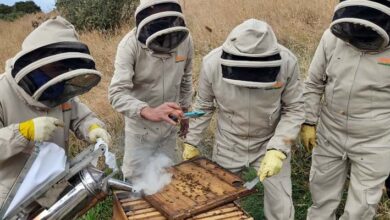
[108, 0, 193, 179]
[186, 19, 304, 220]
[304, 0, 390, 219]
[0, 16, 106, 209]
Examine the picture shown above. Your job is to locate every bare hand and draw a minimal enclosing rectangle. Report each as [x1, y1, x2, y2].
[140, 102, 184, 125]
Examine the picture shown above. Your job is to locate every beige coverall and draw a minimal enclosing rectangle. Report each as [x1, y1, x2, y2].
[108, 29, 193, 179]
[185, 26, 304, 220]
[304, 29, 390, 220]
[0, 19, 104, 208]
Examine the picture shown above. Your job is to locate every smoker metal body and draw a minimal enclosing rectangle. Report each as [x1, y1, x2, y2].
[35, 167, 135, 220]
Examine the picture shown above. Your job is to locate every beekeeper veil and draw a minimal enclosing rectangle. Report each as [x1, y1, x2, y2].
[331, 0, 390, 52]
[135, 0, 189, 53]
[10, 16, 101, 108]
[221, 19, 282, 89]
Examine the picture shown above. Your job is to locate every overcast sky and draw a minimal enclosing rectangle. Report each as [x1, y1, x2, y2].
[0, 0, 55, 12]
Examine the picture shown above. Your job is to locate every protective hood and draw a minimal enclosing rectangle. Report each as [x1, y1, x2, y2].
[135, 0, 189, 53]
[7, 16, 101, 109]
[221, 19, 282, 88]
[330, 0, 390, 52]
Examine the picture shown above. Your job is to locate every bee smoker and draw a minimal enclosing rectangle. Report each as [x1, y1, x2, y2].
[1, 140, 136, 220]
[34, 166, 136, 220]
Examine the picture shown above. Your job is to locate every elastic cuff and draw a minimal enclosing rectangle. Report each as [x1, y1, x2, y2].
[14, 125, 30, 145]
[88, 124, 101, 132]
[184, 142, 197, 148]
[136, 102, 149, 119]
[267, 148, 287, 157]
[303, 120, 317, 126]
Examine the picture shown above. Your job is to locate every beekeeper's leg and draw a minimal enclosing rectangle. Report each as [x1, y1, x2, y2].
[122, 132, 154, 180]
[340, 147, 390, 220]
[253, 154, 294, 220]
[158, 129, 181, 164]
[306, 136, 348, 220]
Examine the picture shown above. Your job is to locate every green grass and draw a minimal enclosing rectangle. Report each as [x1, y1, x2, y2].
[239, 146, 390, 220]
[239, 146, 313, 220]
[78, 196, 113, 220]
[239, 168, 264, 220]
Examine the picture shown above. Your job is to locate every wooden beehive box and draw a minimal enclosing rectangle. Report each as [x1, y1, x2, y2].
[113, 191, 253, 220]
[114, 158, 255, 220]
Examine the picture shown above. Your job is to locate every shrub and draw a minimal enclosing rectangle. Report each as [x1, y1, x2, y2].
[0, 1, 41, 21]
[0, 4, 12, 14]
[56, 0, 138, 32]
[14, 1, 41, 14]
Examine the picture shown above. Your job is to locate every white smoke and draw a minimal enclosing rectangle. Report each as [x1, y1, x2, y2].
[130, 152, 173, 196]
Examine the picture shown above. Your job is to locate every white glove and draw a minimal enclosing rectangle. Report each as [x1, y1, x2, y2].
[19, 117, 64, 142]
[88, 124, 111, 145]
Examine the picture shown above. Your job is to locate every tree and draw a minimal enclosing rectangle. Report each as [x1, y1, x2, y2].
[0, 4, 12, 14]
[14, 1, 41, 14]
[0, 1, 41, 21]
[56, 0, 138, 32]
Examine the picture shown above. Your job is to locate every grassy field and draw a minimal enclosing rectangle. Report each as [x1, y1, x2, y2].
[1, 0, 390, 219]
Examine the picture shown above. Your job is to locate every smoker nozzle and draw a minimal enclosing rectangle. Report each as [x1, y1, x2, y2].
[107, 178, 137, 193]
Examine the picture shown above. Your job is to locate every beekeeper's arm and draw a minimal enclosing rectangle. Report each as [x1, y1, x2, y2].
[0, 103, 30, 161]
[177, 35, 194, 139]
[259, 55, 304, 182]
[185, 59, 216, 147]
[179, 35, 194, 110]
[300, 30, 335, 152]
[266, 57, 304, 155]
[108, 35, 149, 120]
[303, 30, 335, 125]
[70, 97, 111, 144]
[108, 35, 182, 125]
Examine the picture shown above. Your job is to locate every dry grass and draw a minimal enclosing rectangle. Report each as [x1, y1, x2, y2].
[0, 0, 338, 136]
[181, 0, 338, 83]
[2, 1, 390, 219]
[0, 14, 35, 69]
[182, 0, 336, 50]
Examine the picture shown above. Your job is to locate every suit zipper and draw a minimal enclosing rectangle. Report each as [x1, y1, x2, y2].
[162, 58, 166, 102]
[248, 89, 250, 137]
[161, 58, 166, 137]
[247, 89, 250, 166]
[343, 52, 363, 151]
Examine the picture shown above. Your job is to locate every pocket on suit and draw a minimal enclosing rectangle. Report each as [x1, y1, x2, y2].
[214, 142, 235, 166]
[268, 106, 281, 127]
[356, 144, 390, 184]
[366, 186, 382, 205]
[125, 129, 149, 144]
[280, 179, 293, 219]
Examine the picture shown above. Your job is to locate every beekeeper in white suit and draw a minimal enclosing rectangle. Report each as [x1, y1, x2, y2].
[184, 19, 304, 220]
[0, 16, 110, 209]
[300, 0, 390, 219]
[108, 0, 193, 180]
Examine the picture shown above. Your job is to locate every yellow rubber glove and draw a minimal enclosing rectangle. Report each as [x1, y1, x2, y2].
[300, 124, 317, 152]
[258, 150, 287, 182]
[182, 143, 200, 160]
[19, 117, 64, 142]
[88, 124, 111, 145]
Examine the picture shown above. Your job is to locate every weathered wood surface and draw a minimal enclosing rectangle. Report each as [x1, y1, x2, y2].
[113, 191, 253, 220]
[144, 158, 254, 219]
